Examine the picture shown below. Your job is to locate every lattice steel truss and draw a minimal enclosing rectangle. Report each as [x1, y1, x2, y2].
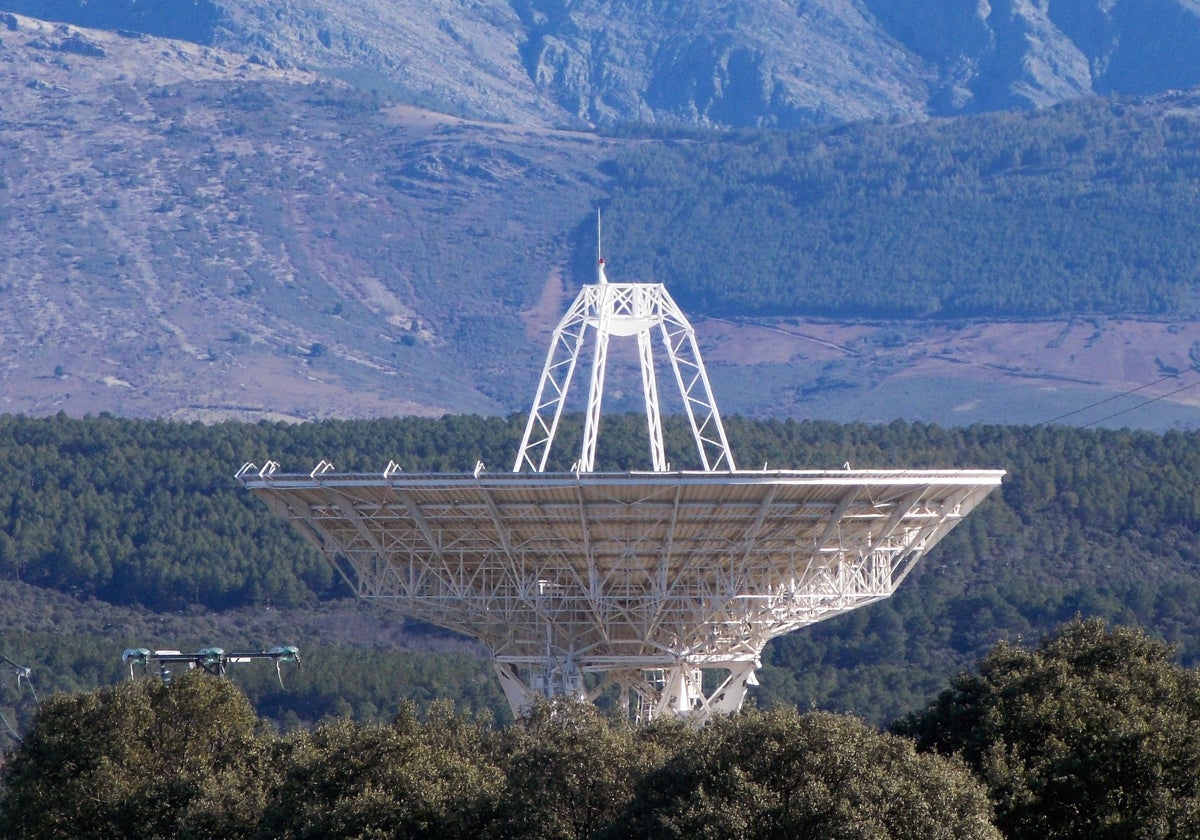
[238, 260, 1004, 722]
[514, 260, 734, 474]
[239, 468, 1002, 721]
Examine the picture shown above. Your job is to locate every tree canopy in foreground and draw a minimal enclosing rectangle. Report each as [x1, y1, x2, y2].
[0, 679, 995, 839]
[8, 620, 1200, 839]
[895, 618, 1200, 840]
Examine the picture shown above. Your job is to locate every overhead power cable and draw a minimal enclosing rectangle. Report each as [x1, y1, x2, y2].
[1039, 366, 1200, 428]
[1080, 375, 1200, 428]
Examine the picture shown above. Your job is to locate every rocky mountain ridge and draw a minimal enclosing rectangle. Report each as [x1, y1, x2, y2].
[6, 0, 1200, 129]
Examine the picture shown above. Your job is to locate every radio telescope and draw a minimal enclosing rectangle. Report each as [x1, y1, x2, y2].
[238, 257, 1004, 723]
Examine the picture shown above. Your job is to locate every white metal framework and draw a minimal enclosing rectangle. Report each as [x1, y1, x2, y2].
[238, 259, 1004, 723]
[514, 259, 734, 474]
[240, 467, 1002, 722]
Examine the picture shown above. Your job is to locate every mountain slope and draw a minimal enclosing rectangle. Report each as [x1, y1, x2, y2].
[0, 13, 608, 420]
[8, 0, 1200, 129]
[6, 12, 1200, 429]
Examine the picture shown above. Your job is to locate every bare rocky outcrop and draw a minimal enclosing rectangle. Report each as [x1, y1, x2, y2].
[7, 0, 1200, 129]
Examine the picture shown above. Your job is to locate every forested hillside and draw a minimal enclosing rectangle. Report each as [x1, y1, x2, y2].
[602, 92, 1200, 319]
[0, 413, 1199, 731]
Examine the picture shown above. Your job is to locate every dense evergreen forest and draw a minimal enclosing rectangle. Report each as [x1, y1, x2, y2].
[0, 411, 1199, 733]
[599, 92, 1200, 319]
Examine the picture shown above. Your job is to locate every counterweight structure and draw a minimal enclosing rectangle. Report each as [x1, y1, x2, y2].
[239, 260, 1004, 723]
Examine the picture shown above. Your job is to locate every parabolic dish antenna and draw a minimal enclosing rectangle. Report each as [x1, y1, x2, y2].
[239, 256, 1004, 723]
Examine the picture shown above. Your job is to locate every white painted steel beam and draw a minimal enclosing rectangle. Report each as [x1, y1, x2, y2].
[514, 265, 735, 475]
